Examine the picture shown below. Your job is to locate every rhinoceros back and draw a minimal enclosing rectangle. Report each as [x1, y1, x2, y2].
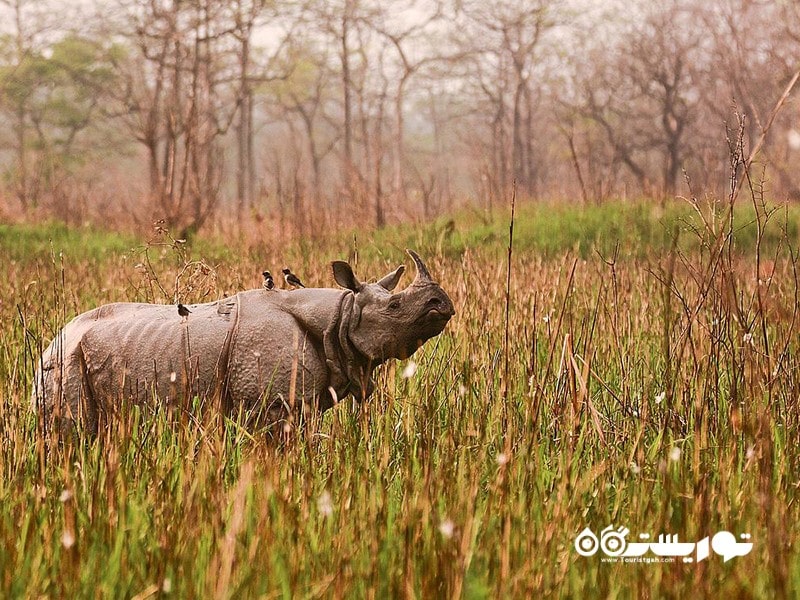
[32, 289, 345, 434]
[33, 297, 240, 433]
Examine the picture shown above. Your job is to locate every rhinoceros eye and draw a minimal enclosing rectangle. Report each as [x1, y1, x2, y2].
[388, 299, 401, 311]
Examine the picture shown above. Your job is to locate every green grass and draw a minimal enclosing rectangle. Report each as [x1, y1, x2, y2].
[369, 199, 800, 261]
[1, 198, 799, 597]
[0, 221, 137, 261]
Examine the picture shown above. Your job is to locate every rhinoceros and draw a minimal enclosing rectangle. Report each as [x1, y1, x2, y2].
[32, 250, 454, 435]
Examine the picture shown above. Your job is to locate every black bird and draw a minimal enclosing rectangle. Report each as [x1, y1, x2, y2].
[177, 303, 191, 323]
[282, 268, 305, 289]
[262, 270, 275, 290]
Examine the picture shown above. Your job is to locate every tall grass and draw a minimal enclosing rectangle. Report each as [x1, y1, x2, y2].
[1, 198, 799, 598]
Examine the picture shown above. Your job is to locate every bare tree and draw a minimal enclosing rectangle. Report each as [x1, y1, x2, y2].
[4, 0, 800, 227]
[369, 0, 444, 203]
[0, 0, 58, 210]
[112, 0, 256, 235]
[702, 0, 800, 197]
[231, 0, 267, 220]
[456, 0, 558, 201]
[569, 1, 705, 200]
[269, 40, 340, 212]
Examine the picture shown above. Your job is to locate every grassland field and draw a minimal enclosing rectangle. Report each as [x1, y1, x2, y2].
[1, 198, 799, 598]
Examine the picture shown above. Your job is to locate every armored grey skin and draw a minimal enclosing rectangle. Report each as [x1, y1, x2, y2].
[32, 250, 454, 435]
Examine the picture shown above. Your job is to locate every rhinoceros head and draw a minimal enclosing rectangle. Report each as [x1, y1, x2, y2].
[331, 249, 454, 363]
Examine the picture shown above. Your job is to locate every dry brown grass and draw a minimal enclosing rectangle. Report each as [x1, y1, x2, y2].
[0, 198, 799, 597]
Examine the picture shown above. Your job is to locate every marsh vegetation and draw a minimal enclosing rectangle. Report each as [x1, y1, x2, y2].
[1, 196, 798, 597]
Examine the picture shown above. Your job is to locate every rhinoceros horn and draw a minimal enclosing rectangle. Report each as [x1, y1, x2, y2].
[407, 249, 434, 286]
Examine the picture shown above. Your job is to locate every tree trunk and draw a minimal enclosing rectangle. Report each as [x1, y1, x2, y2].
[393, 75, 409, 201]
[236, 17, 253, 222]
[12, 0, 28, 210]
[375, 90, 387, 228]
[524, 84, 535, 197]
[512, 79, 524, 194]
[14, 101, 27, 210]
[340, 1, 354, 194]
[236, 89, 249, 221]
[247, 88, 256, 207]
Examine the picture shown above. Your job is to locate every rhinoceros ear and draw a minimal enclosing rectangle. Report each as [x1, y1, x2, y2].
[332, 260, 363, 292]
[376, 265, 405, 291]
